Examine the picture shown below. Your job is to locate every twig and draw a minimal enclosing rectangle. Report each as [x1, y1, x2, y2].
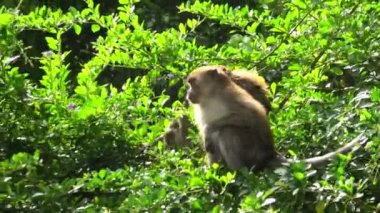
[253, 6, 315, 67]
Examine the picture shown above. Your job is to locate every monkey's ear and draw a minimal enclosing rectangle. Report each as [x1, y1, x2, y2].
[169, 120, 180, 128]
[208, 69, 219, 78]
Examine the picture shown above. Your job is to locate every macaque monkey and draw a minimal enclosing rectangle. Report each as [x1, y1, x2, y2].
[163, 116, 191, 147]
[227, 70, 271, 113]
[186, 65, 366, 171]
[163, 68, 272, 147]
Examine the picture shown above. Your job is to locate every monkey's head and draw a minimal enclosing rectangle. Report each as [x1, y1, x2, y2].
[186, 65, 230, 104]
[163, 118, 191, 147]
[229, 70, 271, 112]
[163, 120, 180, 147]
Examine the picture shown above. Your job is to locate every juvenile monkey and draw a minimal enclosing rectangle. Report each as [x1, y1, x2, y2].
[163, 68, 271, 147]
[163, 116, 191, 147]
[227, 70, 271, 113]
[186, 65, 366, 171]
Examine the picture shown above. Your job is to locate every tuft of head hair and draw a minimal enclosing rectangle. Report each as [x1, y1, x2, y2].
[187, 65, 232, 89]
[187, 65, 229, 80]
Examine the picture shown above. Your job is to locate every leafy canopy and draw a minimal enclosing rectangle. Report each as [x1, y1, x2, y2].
[0, 0, 379, 212]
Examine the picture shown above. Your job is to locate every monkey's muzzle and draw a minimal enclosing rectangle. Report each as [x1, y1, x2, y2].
[186, 91, 199, 104]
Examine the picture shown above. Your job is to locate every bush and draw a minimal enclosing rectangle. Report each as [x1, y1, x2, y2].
[1, 0, 379, 211]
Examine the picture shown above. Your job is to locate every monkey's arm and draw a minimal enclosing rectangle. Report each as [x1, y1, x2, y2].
[215, 126, 251, 170]
[208, 113, 255, 128]
[210, 123, 279, 171]
[201, 114, 260, 168]
[203, 129, 224, 165]
[204, 136, 213, 152]
[204, 112, 258, 140]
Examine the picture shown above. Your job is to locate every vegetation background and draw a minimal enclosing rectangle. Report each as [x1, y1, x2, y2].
[0, 0, 379, 212]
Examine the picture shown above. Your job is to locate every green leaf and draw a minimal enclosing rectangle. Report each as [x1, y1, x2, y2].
[179, 23, 186, 34]
[91, 24, 101, 33]
[187, 19, 194, 28]
[12, 152, 28, 163]
[359, 109, 372, 121]
[119, 0, 130, 4]
[189, 177, 204, 187]
[99, 169, 107, 179]
[293, 172, 305, 181]
[73, 24, 82, 35]
[371, 88, 380, 103]
[86, 0, 94, 8]
[33, 150, 40, 161]
[315, 201, 326, 213]
[293, 0, 307, 9]
[288, 149, 296, 156]
[212, 205, 221, 213]
[319, 20, 332, 34]
[288, 64, 301, 71]
[191, 199, 202, 210]
[45, 37, 59, 51]
[331, 67, 343, 75]
[0, 14, 12, 26]
[75, 85, 88, 96]
[270, 82, 277, 95]
[211, 163, 220, 170]
[266, 36, 276, 44]
[246, 22, 259, 33]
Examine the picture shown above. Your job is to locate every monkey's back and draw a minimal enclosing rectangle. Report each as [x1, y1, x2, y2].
[229, 70, 271, 113]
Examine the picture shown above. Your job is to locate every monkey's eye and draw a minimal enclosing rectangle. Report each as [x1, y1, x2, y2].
[170, 121, 179, 128]
[187, 77, 196, 85]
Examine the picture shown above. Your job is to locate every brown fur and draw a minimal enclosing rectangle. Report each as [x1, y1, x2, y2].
[187, 65, 366, 171]
[163, 66, 271, 148]
[227, 69, 271, 113]
[163, 116, 191, 147]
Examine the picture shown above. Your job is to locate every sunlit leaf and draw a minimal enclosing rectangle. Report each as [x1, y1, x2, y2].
[45, 37, 59, 51]
[0, 14, 12, 26]
[73, 24, 82, 35]
[293, 172, 305, 181]
[91, 24, 101, 32]
[99, 169, 107, 179]
[179, 23, 186, 34]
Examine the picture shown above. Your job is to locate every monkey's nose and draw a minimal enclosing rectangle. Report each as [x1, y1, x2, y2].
[187, 92, 198, 104]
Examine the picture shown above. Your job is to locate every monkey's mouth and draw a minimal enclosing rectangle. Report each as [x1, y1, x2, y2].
[187, 92, 199, 104]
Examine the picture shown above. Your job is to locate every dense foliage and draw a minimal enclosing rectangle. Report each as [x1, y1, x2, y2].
[1, 0, 379, 211]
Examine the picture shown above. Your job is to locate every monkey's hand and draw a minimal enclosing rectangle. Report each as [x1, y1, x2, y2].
[204, 132, 225, 166]
[204, 115, 251, 153]
[204, 125, 220, 153]
[205, 136, 214, 153]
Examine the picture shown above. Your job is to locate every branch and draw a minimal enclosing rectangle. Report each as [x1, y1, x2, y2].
[253, 6, 315, 66]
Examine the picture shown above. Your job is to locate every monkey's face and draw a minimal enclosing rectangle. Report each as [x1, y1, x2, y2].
[186, 66, 228, 104]
[186, 76, 200, 103]
[163, 120, 180, 146]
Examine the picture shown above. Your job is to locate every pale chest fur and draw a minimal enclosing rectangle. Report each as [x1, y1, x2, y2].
[193, 99, 229, 134]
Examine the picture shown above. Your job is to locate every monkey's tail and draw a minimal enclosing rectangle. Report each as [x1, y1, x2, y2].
[272, 133, 368, 168]
[302, 133, 367, 167]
